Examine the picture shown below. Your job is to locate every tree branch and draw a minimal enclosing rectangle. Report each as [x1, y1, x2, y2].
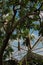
[31, 36, 42, 50]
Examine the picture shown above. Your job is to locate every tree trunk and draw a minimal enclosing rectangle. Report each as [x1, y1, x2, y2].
[18, 40, 20, 51]
[25, 35, 31, 49]
[0, 6, 16, 65]
[0, 56, 3, 65]
[0, 34, 11, 65]
[27, 49, 43, 62]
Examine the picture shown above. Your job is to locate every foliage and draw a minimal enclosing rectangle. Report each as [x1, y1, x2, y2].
[0, 0, 43, 65]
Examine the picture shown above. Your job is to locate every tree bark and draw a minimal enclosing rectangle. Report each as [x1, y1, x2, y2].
[25, 35, 31, 49]
[0, 10, 42, 65]
[27, 49, 43, 61]
[0, 5, 16, 65]
[0, 34, 11, 65]
[0, 11, 27, 65]
[0, 56, 3, 65]
[18, 39, 20, 51]
[32, 36, 42, 49]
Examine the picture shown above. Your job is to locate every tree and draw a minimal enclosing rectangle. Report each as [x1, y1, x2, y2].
[0, 0, 43, 65]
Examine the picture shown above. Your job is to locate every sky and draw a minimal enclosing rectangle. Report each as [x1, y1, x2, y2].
[0, 1, 43, 59]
